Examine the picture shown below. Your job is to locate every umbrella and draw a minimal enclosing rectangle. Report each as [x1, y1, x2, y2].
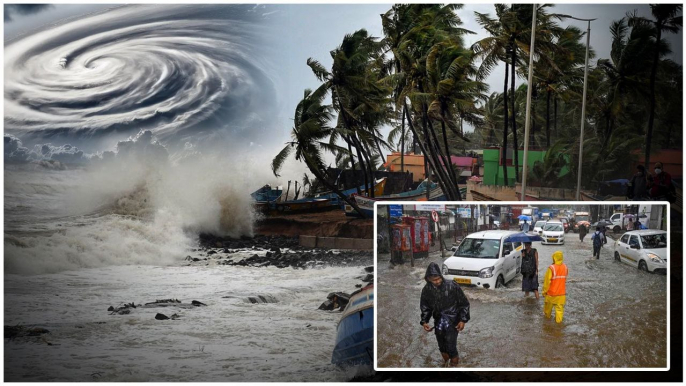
[504, 232, 543, 243]
[517, 215, 532, 221]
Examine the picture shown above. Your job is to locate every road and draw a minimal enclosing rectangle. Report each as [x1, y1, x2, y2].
[376, 234, 668, 369]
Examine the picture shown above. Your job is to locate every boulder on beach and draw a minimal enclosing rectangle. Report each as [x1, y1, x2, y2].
[155, 313, 170, 320]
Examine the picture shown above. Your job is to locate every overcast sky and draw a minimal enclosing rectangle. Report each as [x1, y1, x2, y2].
[5, 3, 682, 143]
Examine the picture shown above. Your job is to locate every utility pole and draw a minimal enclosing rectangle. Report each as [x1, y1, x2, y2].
[520, 4, 538, 201]
[568, 16, 596, 200]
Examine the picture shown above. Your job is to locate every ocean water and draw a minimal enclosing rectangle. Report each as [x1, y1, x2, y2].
[4, 163, 367, 381]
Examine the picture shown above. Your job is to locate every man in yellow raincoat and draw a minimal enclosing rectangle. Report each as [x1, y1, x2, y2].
[542, 251, 567, 323]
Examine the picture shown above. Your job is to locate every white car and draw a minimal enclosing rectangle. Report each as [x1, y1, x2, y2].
[541, 222, 565, 245]
[532, 220, 547, 235]
[442, 230, 523, 289]
[613, 230, 667, 274]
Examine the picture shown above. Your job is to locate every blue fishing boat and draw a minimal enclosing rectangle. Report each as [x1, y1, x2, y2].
[331, 284, 374, 367]
[343, 180, 443, 217]
[251, 185, 283, 203]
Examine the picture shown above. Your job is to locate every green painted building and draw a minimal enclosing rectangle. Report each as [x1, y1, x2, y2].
[482, 148, 570, 186]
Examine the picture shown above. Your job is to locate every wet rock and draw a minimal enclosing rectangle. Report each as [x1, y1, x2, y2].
[107, 306, 114, 311]
[361, 274, 374, 283]
[207, 250, 217, 255]
[191, 300, 206, 307]
[192, 258, 201, 262]
[364, 266, 374, 273]
[155, 313, 170, 320]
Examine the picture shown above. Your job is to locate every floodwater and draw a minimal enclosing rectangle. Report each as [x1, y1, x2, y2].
[376, 236, 668, 369]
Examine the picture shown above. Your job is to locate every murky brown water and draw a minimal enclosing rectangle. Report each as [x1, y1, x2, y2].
[377, 236, 668, 368]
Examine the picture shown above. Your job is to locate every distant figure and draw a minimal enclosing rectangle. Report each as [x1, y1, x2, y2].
[628, 165, 649, 200]
[648, 161, 675, 202]
[520, 242, 539, 300]
[579, 223, 587, 242]
[542, 251, 568, 323]
[634, 218, 641, 231]
[420, 262, 470, 367]
[591, 227, 605, 259]
[600, 225, 608, 245]
[522, 220, 530, 233]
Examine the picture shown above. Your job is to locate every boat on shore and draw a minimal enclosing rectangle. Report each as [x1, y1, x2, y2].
[331, 283, 374, 367]
[343, 180, 450, 217]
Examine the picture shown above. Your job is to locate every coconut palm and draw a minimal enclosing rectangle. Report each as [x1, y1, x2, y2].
[271, 86, 366, 217]
[628, 4, 682, 168]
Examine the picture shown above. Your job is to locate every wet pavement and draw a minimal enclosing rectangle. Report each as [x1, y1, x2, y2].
[376, 235, 668, 369]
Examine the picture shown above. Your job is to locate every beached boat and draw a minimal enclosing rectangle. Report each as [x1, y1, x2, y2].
[251, 185, 283, 212]
[267, 181, 382, 214]
[315, 178, 386, 205]
[343, 180, 445, 217]
[331, 284, 374, 367]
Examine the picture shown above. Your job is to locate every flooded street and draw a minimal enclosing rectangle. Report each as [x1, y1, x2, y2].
[376, 236, 668, 369]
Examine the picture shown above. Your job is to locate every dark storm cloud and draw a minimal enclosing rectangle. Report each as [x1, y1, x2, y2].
[4, 4, 53, 22]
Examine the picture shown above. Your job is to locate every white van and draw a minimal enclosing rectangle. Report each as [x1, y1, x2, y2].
[442, 230, 523, 289]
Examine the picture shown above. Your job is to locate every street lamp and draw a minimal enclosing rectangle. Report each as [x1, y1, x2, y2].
[567, 16, 597, 200]
[520, 4, 538, 201]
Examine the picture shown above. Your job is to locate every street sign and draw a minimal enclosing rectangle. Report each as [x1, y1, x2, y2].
[389, 205, 403, 218]
[414, 203, 445, 212]
[456, 208, 471, 217]
[431, 211, 439, 222]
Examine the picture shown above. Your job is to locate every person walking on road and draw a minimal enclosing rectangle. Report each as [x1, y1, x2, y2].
[521, 242, 539, 299]
[420, 262, 470, 367]
[542, 251, 568, 323]
[591, 227, 605, 259]
[522, 220, 530, 233]
[578, 223, 587, 242]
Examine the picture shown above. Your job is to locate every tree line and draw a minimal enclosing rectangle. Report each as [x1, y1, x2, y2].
[272, 4, 682, 217]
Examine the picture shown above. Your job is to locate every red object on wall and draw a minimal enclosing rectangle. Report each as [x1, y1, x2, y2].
[402, 216, 430, 253]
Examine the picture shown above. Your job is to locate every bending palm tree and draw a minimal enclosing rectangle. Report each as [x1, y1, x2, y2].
[271, 87, 366, 218]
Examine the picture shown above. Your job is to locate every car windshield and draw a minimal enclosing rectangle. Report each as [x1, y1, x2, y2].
[641, 233, 667, 249]
[455, 238, 500, 259]
[576, 215, 589, 222]
[560, 218, 568, 224]
[543, 224, 563, 232]
[535, 221, 546, 228]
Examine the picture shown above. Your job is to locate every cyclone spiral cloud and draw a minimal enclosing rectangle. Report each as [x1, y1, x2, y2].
[4, 5, 279, 141]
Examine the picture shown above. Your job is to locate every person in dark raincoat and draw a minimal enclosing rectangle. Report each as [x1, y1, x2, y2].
[578, 223, 587, 242]
[420, 262, 470, 367]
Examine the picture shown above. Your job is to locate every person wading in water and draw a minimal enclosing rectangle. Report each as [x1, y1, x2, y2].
[420, 262, 470, 367]
[521, 242, 539, 299]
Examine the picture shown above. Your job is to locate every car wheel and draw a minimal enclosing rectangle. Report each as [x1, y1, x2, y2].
[495, 275, 504, 288]
[614, 252, 621, 262]
[638, 260, 649, 272]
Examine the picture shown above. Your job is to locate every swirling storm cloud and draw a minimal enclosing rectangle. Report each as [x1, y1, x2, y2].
[4, 4, 280, 145]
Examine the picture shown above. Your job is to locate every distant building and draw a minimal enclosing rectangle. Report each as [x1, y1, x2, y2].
[384, 152, 477, 183]
[482, 147, 570, 186]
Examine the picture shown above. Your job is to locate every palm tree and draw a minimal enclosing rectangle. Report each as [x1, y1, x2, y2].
[628, 4, 682, 169]
[271, 87, 366, 217]
[308, 29, 390, 198]
[475, 92, 504, 147]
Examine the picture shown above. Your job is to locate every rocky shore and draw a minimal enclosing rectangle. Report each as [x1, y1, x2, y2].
[192, 233, 374, 269]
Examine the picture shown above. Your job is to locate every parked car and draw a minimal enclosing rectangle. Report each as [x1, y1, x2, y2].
[613, 230, 667, 274]
[559, 217, 570, 233]
[532, 220, 547, 234]
[442, 230, 523, 289]
[541, 222, 565, 245]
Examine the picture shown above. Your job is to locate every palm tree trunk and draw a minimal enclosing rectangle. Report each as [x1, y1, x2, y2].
[350, 133, 370, 197]
[400, 104, 406, 173]
[285, 180, 291, 201]
[546, 89, 551, 147]
[294, 181, 300, 200]
[344, 136, 362, 195]
[374, 136, 386, 164]
[361, 137, 376, 198]
[511, 45, 519, 183]
[645, 27, 661, 169]
[441, 119, 462, 200]
[302, 153, 367, 218]
[404, 101, 451, 200]
[554, 96, 558, 139]
[423, 107, 457, 200]
[502, 59, 510, 186]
